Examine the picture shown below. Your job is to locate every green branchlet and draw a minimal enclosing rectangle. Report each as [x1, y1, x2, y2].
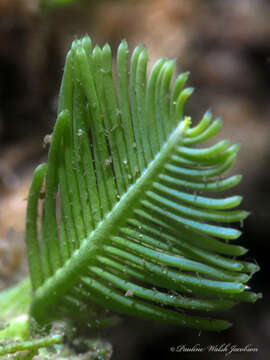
[0, 35, 261, 358]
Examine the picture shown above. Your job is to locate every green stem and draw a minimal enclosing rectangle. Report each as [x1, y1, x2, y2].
[0, 334, 63, 356]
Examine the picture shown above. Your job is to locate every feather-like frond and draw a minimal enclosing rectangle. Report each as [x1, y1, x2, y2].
[26, 36, 260, 332]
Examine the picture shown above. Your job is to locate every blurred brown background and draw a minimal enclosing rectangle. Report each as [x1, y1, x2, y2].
[0, 0, 269, 359]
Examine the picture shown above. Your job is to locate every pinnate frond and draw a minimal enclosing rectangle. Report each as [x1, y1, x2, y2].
[26, 36, 260, 332]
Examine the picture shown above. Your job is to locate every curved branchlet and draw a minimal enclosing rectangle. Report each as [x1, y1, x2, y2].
[25, 36, 260, 333]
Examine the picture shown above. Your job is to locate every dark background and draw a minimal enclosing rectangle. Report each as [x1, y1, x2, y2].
[0, 0, 269, 359]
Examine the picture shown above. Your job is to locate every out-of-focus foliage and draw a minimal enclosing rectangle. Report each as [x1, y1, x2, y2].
[40, 0, 80, 10]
